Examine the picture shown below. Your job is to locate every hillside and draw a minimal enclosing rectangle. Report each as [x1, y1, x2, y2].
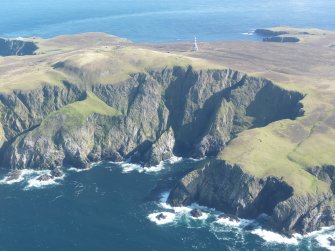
[0, 28, 335, 235]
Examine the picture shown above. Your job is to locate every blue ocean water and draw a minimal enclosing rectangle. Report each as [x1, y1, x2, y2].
[1, 1, 335, 250]
[0, 0, 335, 42]
[0, 160, 333, 251]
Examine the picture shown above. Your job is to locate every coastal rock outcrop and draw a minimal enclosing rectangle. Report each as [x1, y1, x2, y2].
[255, 28, 300, 43]
[0, 38, 38, 56]
[0, 67, 304, 172]
[0, 67, 303, 170]
[167, 159, 335, 235]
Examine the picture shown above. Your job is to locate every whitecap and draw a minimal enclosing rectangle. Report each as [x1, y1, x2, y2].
[119, 162, 143, 173]
[67, 167, 92, 173]
[167, 156, 183, 164]
[158, 192, 192, 213]
[25, 176, 59, 189]
[24, 171, 65, 190]
[216, 216, 240, 227]
[148, 212, 176, 225]
[143, 162, 165, 173]
[316, 233, 335, 251]
[0, 172, 25, 184]
[188, 157, 205, 162]
[0, 169, 49, 185]
[91, 161, 103, 167]
[158, 192, 215, 220]
[242, 32, 254, 36]
[142, 156, 183, 173]
[110, 156, 188, 174]
[251, 228, 300, 245]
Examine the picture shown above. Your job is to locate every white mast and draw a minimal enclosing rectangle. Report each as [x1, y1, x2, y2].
[193, 36, 198, 52]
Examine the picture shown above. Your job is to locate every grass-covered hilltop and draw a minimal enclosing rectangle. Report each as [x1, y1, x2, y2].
[0, 27, 335, 236]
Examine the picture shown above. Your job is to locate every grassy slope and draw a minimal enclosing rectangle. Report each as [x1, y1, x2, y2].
[53, 46, 225, 85]
[2, 31, 335, 195]
[0, 39, 224, 93]
[34, 91, 120, 136]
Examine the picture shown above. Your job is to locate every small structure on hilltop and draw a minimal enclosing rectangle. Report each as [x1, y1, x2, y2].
[193, 36, 199, 52]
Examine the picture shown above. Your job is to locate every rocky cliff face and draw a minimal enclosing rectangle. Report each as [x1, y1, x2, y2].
[2, 65, 326, 235]
[0, 66, 303, 171]
[167, 159, 335, 236]
[0, 38, 38, 56]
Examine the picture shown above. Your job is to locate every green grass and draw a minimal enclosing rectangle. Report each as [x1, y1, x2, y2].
[0, 43, 225, 94]
[2, 32, 335, 197]
[220, 118, 330, 195]
[53, 46, 225, 86]
[34, 91, 120, 136]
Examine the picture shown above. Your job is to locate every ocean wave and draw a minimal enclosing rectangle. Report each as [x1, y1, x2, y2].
[215, 216, 240, 227]
[0, 171, 25, 185]
[242, 29, 255, 36]
[151, 191, 335, 249]
[68, 167, 93, 173]
[167, 156, 183, 164]
[251, 229, 300, 245]
[112, 156, 185, 174]
[143, 162, 165, 173]
[24, 171, 65, 190]
[25, 175, 60, 189]
[147, 212, 176, 225]
[242, 32, 254, 36]
[0, 169, 65, 190]
[148, 191, 215, 228]
[119, 162, 143, 173]
[188, 157, 206, 162]
[315, 233, 335, 251]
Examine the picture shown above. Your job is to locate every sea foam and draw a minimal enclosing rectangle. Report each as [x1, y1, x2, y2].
[114, 155, 184, 174]
[315, 233, 335, 251]
[0, 169, 65, 189]
[251, 229, 300, 245]
[147, 212, 176, 225]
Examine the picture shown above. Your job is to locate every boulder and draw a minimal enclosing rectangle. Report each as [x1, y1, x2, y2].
[51, 168, 63, 178]
[328, 237, 335, 246]
[156, 213, 167, 220]
[6, 170, 21, 181]
[190, 208, 203, 218]
[37, 174, 53, 181]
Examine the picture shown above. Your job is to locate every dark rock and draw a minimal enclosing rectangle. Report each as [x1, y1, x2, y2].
[6, 170, 21, 181]
[87, 152, 101, 162]
[255, 29, 288, 37]
[1, 68, 303, 175]
[0, 65, 318, 236]
[0, 38, 38, 56]
[167, 159, 335, 236]
[143, 128, 175, 166]
[190, 208, 203, 218]
[263, 36, 300, 43]
[102, 149, 123, 162]
[243, 224, 257, 231]
[156, 213, 167, 220]
[327, 237, 335, 246]
[37, 174, 53, 181]
[50, 168, 63, 178]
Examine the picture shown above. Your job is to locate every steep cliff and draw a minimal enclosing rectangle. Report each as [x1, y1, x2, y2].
[0, 67, 303, 172]
[0, 38, 38, 56]
[167, 159, 335, 236]
[1, 31, 334, 236]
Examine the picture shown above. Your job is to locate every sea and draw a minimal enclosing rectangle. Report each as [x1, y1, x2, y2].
[1, 0, 335, 250]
